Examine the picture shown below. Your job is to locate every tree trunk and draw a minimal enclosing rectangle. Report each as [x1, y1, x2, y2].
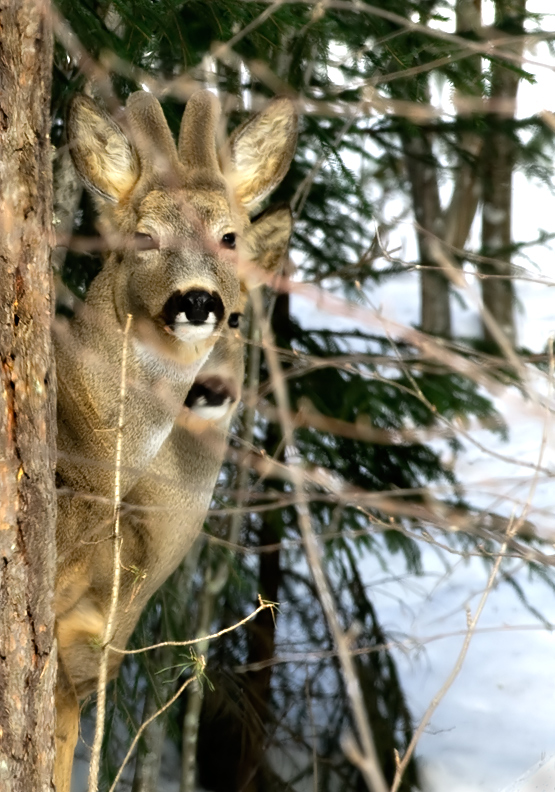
[444, 0, 483, 252]
[132, 549, 202, 792]
[195, 294, 289, 792]
[237, 510, 282, 792]
[480, 0, 525, 349]
[402, 3, 485, 338]
[233, 290, 291, 792]
[402, 127, 451, 337]
[0, 2, 56, 791]
[131, 667, 169, 792]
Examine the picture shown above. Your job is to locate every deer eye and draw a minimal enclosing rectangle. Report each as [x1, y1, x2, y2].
[228, 312, 242, 328]
[135, 232, 159, 251]
[221, 232, 236, 250]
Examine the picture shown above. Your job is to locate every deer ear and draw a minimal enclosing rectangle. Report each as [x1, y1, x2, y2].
[227, 98, 297, 210]
[243, 204, 293, 282]
[68, 95, 139, 202]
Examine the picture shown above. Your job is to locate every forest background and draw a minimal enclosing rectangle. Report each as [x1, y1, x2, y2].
[8, 0, 555, 791]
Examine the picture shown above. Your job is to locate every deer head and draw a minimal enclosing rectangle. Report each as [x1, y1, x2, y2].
[67, 90, 296, 360]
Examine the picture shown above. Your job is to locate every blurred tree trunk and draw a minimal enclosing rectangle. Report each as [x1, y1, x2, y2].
[480, 0, 526, 349]
[52, 148, 81, 275]
[195, 511, 283, 792]
[0, 1, 56, 791]
[444, 0, 483, 252]
[195, 294, 289, 792]
[234, 289, 291, 791]
[133, 546, 202, 792]
[237, 462, 283, 791]
[401, 124, 451, 337]
[404, 1, 487, 339]
[132, 691, 167, 792]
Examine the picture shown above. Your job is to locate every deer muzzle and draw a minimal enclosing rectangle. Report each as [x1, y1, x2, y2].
[185, 375, 237, 421]
[160, 288, 225, 341]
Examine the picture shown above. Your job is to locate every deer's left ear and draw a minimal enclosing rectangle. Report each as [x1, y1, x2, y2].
[242, 204, 293, 284]
[225, 98, 298, 211]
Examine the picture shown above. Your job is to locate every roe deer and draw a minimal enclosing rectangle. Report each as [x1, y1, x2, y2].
[54, 91, 297, 791]
[109, 205, 293, 648]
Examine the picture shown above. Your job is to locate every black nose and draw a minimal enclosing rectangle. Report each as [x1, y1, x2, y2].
[182, 290, 216, 324]
[160, 289, 225, 329]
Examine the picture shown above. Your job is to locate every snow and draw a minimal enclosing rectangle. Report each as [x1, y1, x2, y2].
[287, 150, 555, 792]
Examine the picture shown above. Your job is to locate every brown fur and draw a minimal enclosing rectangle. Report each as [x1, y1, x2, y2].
[54, 91, 296, 791]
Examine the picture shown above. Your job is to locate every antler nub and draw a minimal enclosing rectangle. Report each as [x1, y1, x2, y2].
[178, 90, 221, 175]
[125, 92, 179, 177]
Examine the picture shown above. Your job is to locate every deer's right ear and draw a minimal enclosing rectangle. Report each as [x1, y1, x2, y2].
[68, 96, 140, 202]
[226, 98, 298, 211]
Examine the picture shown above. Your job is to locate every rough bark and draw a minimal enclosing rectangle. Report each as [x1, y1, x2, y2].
[0, 2, 57, 791]
[480, 0, 525, 349]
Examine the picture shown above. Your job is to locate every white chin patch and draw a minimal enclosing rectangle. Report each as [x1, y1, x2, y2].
[191, 396, 232, 421]
[171, 315, 217, 342]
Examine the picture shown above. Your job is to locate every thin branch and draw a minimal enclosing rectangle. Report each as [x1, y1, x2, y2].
[108, 599, 274, 656]
[87, 313, 132, 792]
[108, 665, 200, 792]
[239, 0, 555, 72]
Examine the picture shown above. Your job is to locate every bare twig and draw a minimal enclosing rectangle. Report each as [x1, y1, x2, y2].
[87, 313, 132, 792]
[239, 0, 555, 73]
[108, 661, 202, 792]
[108, 599, 274, 656]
